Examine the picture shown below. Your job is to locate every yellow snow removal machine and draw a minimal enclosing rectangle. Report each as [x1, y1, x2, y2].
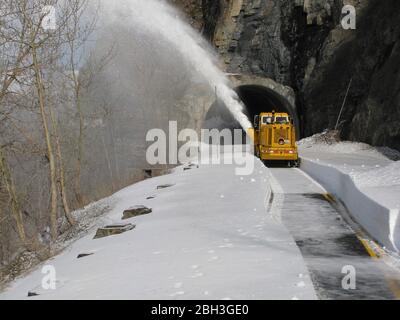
[251, 111, 299, 167]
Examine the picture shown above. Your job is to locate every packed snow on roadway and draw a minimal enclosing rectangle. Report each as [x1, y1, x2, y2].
[0, 148, 316, 300]
[299, 131, 400, 254]
[2, 133, 400, 300]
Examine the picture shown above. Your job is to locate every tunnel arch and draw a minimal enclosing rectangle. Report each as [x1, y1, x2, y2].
[203, 75, 300, 138]
[236, 85, 299, 130]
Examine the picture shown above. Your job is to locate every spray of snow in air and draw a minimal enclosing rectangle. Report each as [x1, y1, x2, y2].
[99, 0, 253, 132]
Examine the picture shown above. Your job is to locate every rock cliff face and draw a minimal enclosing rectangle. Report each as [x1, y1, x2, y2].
[171, 0, 400, 151]
[303, 0, 400, 150]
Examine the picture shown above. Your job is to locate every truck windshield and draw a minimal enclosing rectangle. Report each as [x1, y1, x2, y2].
[262, 117, 272, 124]
[275, 117, 289, 124]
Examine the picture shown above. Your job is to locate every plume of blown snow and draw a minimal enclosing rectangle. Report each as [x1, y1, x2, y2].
[97, 0, 252, 131]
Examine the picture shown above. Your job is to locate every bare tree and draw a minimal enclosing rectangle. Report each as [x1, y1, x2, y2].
[61, 0, 114, 205]
[0, 0, 91, 241]
[0, 0, 48, 246]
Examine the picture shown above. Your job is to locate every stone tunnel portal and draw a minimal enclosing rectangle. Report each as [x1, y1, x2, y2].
[203, 84, 300, 139]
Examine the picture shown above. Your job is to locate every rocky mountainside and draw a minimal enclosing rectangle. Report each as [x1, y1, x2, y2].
[171, 0, 400, 151]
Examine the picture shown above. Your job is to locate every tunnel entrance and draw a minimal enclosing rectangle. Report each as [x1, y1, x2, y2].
[203, 84, 300, 138]
[236, 85, 296, 124]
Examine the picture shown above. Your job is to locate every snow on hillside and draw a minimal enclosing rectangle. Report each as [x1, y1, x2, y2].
[0, 151, 316, 300]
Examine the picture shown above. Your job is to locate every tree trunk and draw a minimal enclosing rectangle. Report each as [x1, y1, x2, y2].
[32, 46, 59, 241]
[48, 101, 76, 226]
[0, 148, 26, 244]
[75, 89, 84, 205]
[101, 134, 116, 192]
[69, 44, 84, 206]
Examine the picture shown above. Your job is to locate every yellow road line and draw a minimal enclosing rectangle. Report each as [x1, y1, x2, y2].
[323, 193, 336, 203]
[316, 193, 400, 299]
[358, 237, 379, 259]
[357, 234, 400, 299]
[325, 190, 400, 299]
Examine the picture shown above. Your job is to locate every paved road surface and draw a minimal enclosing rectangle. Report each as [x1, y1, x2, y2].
[269, 167, 399, 299]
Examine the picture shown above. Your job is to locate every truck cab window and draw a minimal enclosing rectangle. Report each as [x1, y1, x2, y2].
[263, 117, 272, 124]
[275, 117, 289, 124]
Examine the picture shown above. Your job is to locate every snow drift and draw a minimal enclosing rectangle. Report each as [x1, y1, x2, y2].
[299, 133, 400, 253]
[301, 158, 400, 252]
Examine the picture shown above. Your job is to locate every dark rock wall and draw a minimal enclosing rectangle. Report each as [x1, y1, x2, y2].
[173, 0, 400, 151]
[303, 0, 400, 150]
[201, 0, 222, 41]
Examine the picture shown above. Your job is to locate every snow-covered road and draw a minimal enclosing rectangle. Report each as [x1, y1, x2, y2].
[1, 149, 399, 300]
[0, 153, 316, 300]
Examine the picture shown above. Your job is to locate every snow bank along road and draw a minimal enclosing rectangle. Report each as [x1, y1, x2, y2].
[300, 150, 400, 252]
[1, 150, 399, 300]
[299, 134, 400, 253]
